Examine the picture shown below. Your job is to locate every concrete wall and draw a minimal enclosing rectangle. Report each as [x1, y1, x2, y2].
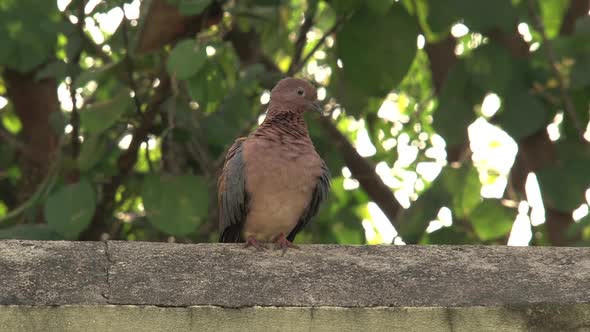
[1, 240, 590, 331]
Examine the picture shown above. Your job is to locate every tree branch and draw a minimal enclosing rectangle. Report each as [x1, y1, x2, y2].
[423, 35, 470, 164]
[559, 0, 590, 35]
[487, 27, 530, 58]
[318, 115, 401, 229]
[135, 0, 223, 54]
[488, 0, 588, 245]
[223, 25, 282, 73]
[80, 73, 171, 240]
[287, 0, 318, 75]
[424, 35, 458, 94]
[68, 0, 86, 160]
[3, 68, 60, 220]
[121, 4, 143, 117]
[288, 15, 348, 76]
[527, 0, 586, 142]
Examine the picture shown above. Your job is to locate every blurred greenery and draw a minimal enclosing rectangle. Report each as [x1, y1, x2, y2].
[0, 0, 589, 246]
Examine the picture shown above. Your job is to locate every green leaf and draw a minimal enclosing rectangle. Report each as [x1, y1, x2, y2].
[552, 33, 590, 57]
[398, 174, 450, 243]
[561, 88, 590, 140]
[142, 174, 208, 236]
[1, 110, 22, 134]
[166, 39, 208, 80]
[49, 110, 67, 136]
[0, 224, 62, 240]
[332, 221, 364, 244]
[336, 4, 418, 99]
[164, 0, 213, 15]
[470, 199, 516, 241]
[424, 0, 460, 35]
[459, 0, 517, 32]
[329, 68, 371, 116]
[35, 60, 68, 81]
[575, 16, 590, 34]
[0, 144, 15, 168]
[465, 44, 520, 96]
[570, 90, 590, 135]
[540, 0, 569, 39]
[178, 0, 213, 15]
[571, 57, 590, 89]
[537, 143, 590, 211]
[425, 0, 517, 35]
[497, 92, 548, 140]
[0, 1, 61, 72]
[44, 180, 96, 239]
[442, 166, 482, 219]
[200, 66, 263, 148]
[65, 29, 83, 63]
[78, 134, 109, 172]
[331, 0, 363, 15]
[566, 213, 590, 239]
[433, 64, 479, 145]
[73, 62, 122, 89]
[424, 226, 474, 245]
[0, 200, 8, 218]
[0, 224, 61, 240]
[186, 62, 226, 113]
[81, 92, 132, 133]
[365, 0, 391, 15]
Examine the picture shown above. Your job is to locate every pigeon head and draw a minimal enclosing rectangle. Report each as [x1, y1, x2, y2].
[269, 77, 322, 114]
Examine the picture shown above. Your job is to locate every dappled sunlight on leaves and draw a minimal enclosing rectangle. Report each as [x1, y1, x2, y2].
[0, 0, 589, 246]
[468, 118, 518, 198]
[362, 202, 397, 244]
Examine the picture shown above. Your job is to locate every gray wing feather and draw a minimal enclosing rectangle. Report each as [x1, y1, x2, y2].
[287, 161, 331, 242]
[218, 138, 248, 242]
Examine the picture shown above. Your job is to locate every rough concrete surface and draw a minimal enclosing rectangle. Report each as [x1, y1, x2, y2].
[1, 240, 590, 331]
[0, 241, 107, 305]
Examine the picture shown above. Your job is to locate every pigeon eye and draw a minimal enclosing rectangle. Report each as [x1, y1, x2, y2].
[296, 88, 305, 96]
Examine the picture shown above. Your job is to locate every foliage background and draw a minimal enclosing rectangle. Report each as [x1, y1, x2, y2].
[0, 0, 589, 246]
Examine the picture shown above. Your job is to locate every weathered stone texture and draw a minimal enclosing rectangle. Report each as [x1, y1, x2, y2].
[1, 240, 590, 331]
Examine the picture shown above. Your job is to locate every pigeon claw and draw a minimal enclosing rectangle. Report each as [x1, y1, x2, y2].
[244, 236, 268, 250]
[274, 233, 299, 254]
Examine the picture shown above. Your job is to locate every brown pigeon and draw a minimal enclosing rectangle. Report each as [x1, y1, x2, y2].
[218, 77, 330, 249]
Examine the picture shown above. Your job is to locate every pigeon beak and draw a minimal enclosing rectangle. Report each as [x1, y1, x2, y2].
[311, 101, 323, 114]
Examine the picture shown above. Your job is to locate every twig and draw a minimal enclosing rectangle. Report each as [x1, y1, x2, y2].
[80, 72, 171, 240]
[289, 15, 348, 75]
[232, 11, 271, 22]
[531, 83, 562, 107]
[287, 0, 318, 75]
[121, 3, 155, 173]
[144, 140, 154, 172]
[527, 0, 586, 141]
[0, 140, 63, 224]
[69, 0, 86, 158]
[162, 82, 184, 174]
[59, 11, 112, 64]
[559, 0, 590, 35]
[121, 4, 143, 117]
[410, 94, 434, 124]
[119, 73, 171, 174]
